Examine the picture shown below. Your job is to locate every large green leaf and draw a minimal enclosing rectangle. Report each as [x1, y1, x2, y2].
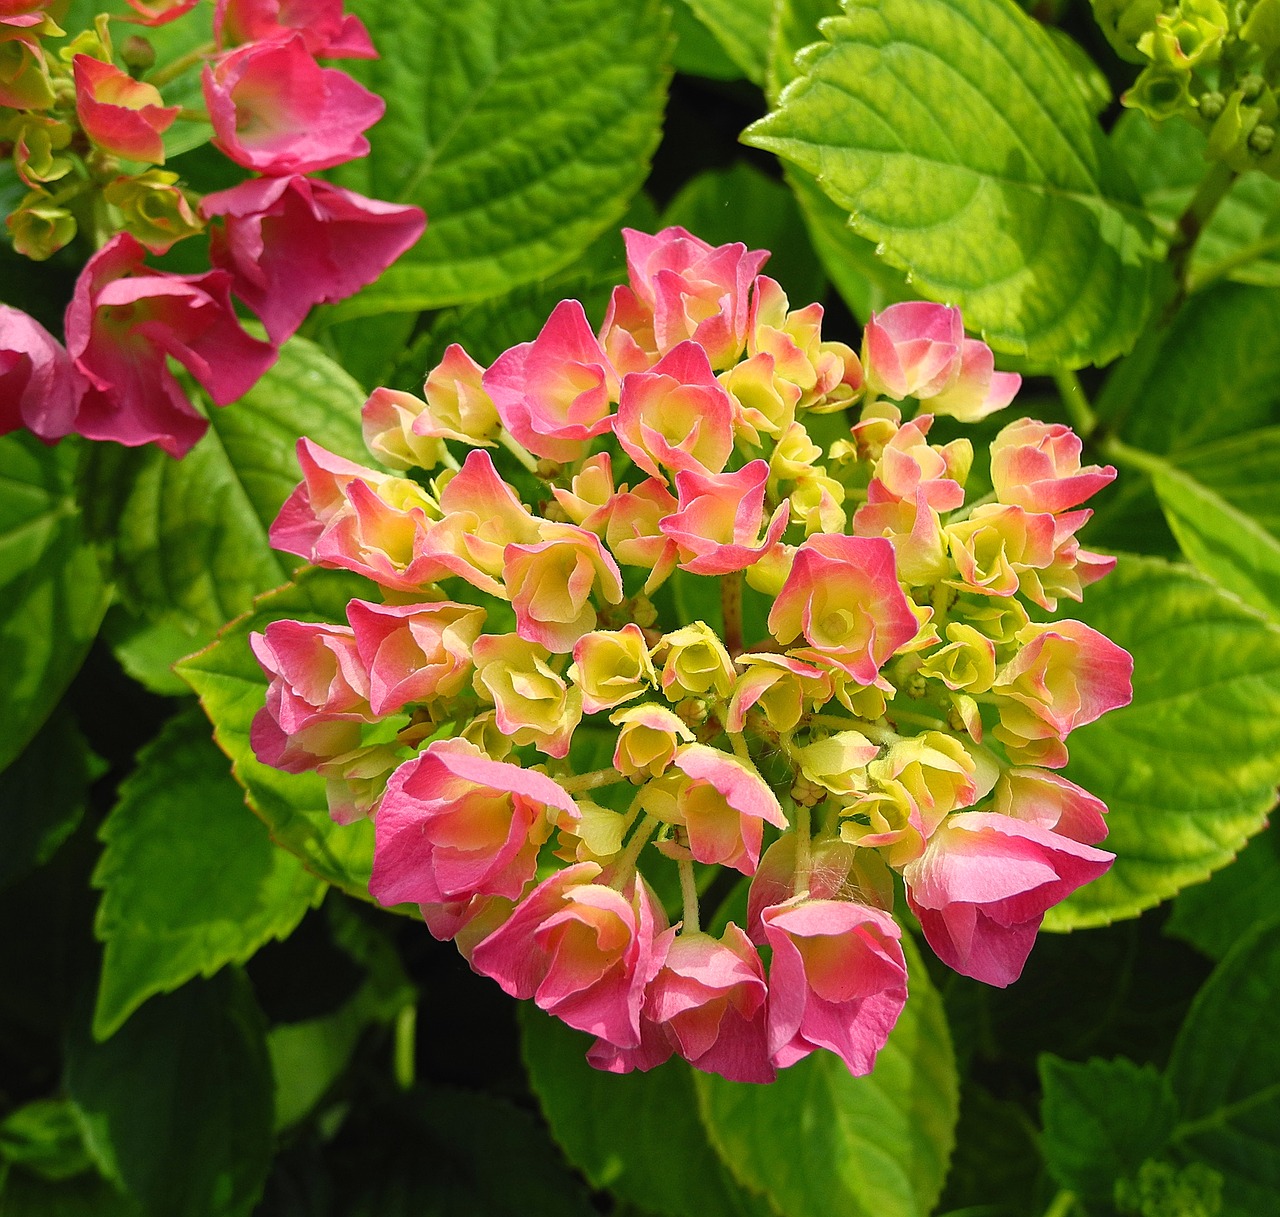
[520, 1007, 770, 1217]
[694, 938, 957, 1217]
[92, 708, 325, 1040]
[66, 971, 275, 1217]
[1151, 459, 1280, 622]
[0, 434, 109, 774]
[745, 0, 1158, 367]
[82, 338, 367, 667]
[175, 569, 378, 900]
[329, 0, 671, 316]
[683, 0, 770, 84]
[1039, 1056, 1178, 1205]
[1046, 557, 1280, 929]
[1096, 283, 1280, 453]
[1111, 111, 1280, 289]
[1166, 820, 1280, 960]
[1167, 920, 1280, 1215]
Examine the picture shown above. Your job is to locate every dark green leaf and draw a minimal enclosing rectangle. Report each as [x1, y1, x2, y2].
[66, 970, 275, 1217]
[330, 0, 671, 316]
[746, 0, 1159, 367]
[520, 1006, 770, 1217]
[0, 710, 102, 889]
[0, 1169, 140, 1217]
[694, 938, 957, 1217]
[1039, 1055, 1178, 1204]
[175, 569, 378, 900]
[0, 434, 109, 774]
[1167, 919, 1280, 1216]
[672, 0, 743, 79]
[92, 707, 325, 1039]
[0, 1100, 93, 1183]
[682, 0, 770, 84]
[1046, 557, 1280, 929]
[1166, 821, 1280, 960]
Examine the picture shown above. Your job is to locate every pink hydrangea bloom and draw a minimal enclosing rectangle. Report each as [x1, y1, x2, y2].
[120, 0, 199, 25]
[63, 234, 277, 457]
[369, 739, 580, 907]
[762, 896, 908, 1076]
[202, 175, 425, 344]
[203, 35, 384, 174]
[861, 302, 963, 400]
[0, 303, 81, 441]
[903, 812, 1114, 986]
[990, 418, 1118, 515]
[470, 863, 669, 1049]
[214, 0, 377, 57]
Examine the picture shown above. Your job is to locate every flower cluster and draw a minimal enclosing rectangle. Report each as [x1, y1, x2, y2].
[1100, 0, 1280, 171]
[251, 227, 1133, 1083]
[0, 0, 424, 455]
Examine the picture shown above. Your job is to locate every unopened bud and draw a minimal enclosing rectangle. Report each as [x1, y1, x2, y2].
[1249, 122, 1275, 153]
[120, 36, 156, 75]
[1198, 89, 1226, 120]
[905, 673, 928, 700]
[1240, 73, 1266, 102]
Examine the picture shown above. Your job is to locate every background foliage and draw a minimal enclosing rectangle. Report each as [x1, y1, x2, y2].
[2, 0, 1279, 1215]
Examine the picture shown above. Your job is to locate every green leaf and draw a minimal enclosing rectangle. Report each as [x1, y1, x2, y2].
[0, 1100, 93, 1183]
[345, 1088, 598, 1217]
[1167, 919, 1280, 1215]
[1094, 282, 1280, 454]
[520, 1006, 770, 1217]
[1111, 111, 1280, 289]
[101, 608, 203, 698]
[1151, 459, 1280, 621]
[672, 0, 743, 79]
[663, 162, 826, 305]
[0, 1170, 140, 1217]
[683, 0, 770, 84]
[0, 434, 109, 774]
[66, 970, 275, 1217]
[175, 568, 378, 900]
[769, 0, 834, 100]
[936, 1083, 1042, 1216]
[92, 707, 325, 1040]
[81, 338, 367, 671]
[329, 0, 671, 316]
[0, 710, 102, 889]
[745, 0, 1159, 368]
[1166, 820, 1280, 960]
[694, 938, 957, 1217]
[1045, 556, 1280, 930]
[1038, 1056, 1178, 1204]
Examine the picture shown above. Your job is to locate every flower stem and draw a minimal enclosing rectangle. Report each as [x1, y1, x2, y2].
[792, 802, 812, 898]
[498, 429, 540, 474]
[393, 1002, 416, 1091]
[678, 859, 700, 933]
[1053, 369, 1097, 441]
[147, 41, 216, 89]
[1041, 1189, 1078, 1217]
[721, 570, 743, 655]
[559, 767, 627, 794]
[614, 813, 659, 881]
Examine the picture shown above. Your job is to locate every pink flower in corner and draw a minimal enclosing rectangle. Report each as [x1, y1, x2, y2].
[369, 739, 580, 908]
[202, 175, 424, 344]
[63, 233, 277, 457]
[902, 812, 1114, 987]
[0, 303, 81, 442]
[483, 299, 619, 464]
[73, 55, 180, 164]
[621, 226, 768, 369]
[203, 35, 384, 174]
[990, 418, 1118, 515]
[470, 862, 669, 1049]
[862, 302, 964, 401]
[214, 0, 377, 58]
[762, 897, 908, 1076]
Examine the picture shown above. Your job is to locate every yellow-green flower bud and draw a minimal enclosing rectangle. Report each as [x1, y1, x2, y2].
[103, 170, 204, 255]
[6, 194, 76, 261]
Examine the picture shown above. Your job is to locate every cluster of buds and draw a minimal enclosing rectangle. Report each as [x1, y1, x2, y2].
[251, 227, 1133, 1083]
[1098, 0, 1280, 169]
[1, 0, 424, 456]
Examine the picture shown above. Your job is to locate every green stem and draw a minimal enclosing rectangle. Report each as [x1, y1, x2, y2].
[146, 40, 216, 89]
[678, 859, 700, 933]
[887, 707, 949, 730]
[1096, 435, 1171, 478]
[613, 813, 659, 881]
[1188, 230, 1280, 293]
[1053, 369, 1098, 441]
[1041, 1190, 1078, 1217]
[393, 1003, 416, 1091]
[175, 108, 210, 123]
[1170, 160, 1236, 284]
[792, 803, 812, 898]
[559, 767, 628, 794]
[498, 429, 540, 474]
[809, 713, 900, 745]
[721, 569, 743, 656]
